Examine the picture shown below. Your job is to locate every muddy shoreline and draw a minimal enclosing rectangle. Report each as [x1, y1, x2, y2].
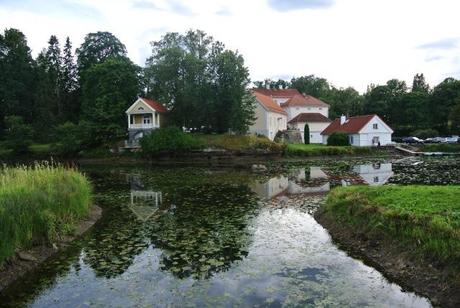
[0, 204, 102, 293]
[315, 209, 460, 308]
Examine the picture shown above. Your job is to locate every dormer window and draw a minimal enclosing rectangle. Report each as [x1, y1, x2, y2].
[373, 123, 378, 129]
[138, 107, 144, 111]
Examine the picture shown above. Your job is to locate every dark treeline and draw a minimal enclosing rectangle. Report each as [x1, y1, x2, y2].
[0, 28, 254, 154]
[1, 27, 459, 154]
[255, 74, 460, 137]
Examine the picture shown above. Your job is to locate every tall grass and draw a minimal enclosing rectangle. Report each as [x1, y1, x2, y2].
[0, 163, 92, 265]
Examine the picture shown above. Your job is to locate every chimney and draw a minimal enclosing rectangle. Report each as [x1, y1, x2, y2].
[340, 115, 346, 125]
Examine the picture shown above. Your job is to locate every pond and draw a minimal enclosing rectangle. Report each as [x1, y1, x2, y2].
[1, 157, 458, 307]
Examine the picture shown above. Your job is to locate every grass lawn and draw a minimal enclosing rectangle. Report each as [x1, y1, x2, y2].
[0, 163, 92, 265]
[422, 143, 460, 153]
[285, 143, 374, 156]
[324, 185, 460, 267]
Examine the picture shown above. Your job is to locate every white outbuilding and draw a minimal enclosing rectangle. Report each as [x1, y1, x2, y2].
[321, 114, 393, 146]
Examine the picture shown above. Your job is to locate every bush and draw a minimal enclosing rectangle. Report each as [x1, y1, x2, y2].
[304, 124, 310, 144]
[285, 144, 372, 156]
[411, 128, 438, 139]
[140, 127, 203, 156]
[327, 132, 350, 146]
[4, 116, 33, 154]
[52, 122, 83, 156]
[0, 163, 92, 265]
[195, 134, 286, 153]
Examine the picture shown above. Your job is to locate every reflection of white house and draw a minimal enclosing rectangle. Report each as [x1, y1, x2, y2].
[322, 115, 393, 146]
[250, 176, 289, 200]
[248, 91, 288, 141]
[125, 97, 167, 147]
[129, 190, 163, 222]
[287, 167, 330, 194]
[353, 163, 393, 185]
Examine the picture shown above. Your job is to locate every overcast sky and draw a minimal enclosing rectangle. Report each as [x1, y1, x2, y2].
[1, 0, 459, 92]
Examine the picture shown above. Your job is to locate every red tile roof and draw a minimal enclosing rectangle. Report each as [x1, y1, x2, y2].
[280, 94, 329, 108]
[321, 115, 376, 135]
[288, 113, 331, 124]
[253, 91, 287, 115]
[252, 88, 301, 98]
[141, 98, 167, 113]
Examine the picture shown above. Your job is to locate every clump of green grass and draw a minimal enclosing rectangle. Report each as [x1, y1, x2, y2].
[324, 185, 460, 267]
[285, 144, 373, 156]
[0, 162, 92, 265]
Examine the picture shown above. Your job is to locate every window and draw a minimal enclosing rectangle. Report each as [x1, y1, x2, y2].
[130, 115, 134, 125]
[373, 176, 379, 183]
[319, 107, 323, 110]
[349, 136, 354, 144]
[138, 107, 144, 111]
[143, 115, 151, 124]
[373, 123, 378, 129]
[372, 136, 380, 145]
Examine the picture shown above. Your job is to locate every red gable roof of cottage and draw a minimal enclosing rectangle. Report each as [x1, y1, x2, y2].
[321, 115, 376, 135]
[288, 113, 331, 124]
[253, 91, 287, 115]
[141, 98, 167, 113]
[252, 88, 301, 98]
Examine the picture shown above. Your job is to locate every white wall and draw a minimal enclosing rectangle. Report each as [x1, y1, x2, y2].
[292, 121, 330, 144]
[358, 116, 393, 146]
[285, 106, 328, 120]
[248, 102, 287, 141]
[249, 102, 269, 137]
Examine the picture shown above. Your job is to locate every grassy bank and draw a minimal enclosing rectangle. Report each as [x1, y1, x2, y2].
[421, 143, 460, 153]
[195, 134, 285, 152]
[285, 144, 374, 156]
[323, 185, 460, 267]
[0, 163, 92, 265]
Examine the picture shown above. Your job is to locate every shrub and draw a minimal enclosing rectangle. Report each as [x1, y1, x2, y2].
[140, 127, 203, 156]
[304, 124, 310, 144]
[0, 163, 92, 265]
[327, 132, 350, 146]
[4, 116, 33, 154]
[52, 122, 84, 156]
[411, 128, 438, 139]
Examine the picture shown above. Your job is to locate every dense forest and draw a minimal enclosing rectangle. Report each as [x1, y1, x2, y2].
[1, 27, 459, 154]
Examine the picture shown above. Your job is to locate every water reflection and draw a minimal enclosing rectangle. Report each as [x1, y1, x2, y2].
[251, 163, 394, 199]
[0, 162, 435, 307]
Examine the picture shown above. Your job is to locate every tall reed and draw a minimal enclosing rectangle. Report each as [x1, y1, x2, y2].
[0, 162, 92, 265]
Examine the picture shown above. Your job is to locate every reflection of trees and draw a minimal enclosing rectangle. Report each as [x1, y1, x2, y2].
[150, 184, 259, 279]
[82, 189, 152, 279]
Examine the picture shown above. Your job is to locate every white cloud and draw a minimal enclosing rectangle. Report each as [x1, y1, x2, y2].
[1, 0, 460, 92]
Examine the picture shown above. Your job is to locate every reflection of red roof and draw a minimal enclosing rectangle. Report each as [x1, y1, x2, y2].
[288, 113, 331, 124]
[321, 115, 376, 135]
[253, 92, 287, 115]
[141, 98, 167, 113]
[253, 88, 301, 98]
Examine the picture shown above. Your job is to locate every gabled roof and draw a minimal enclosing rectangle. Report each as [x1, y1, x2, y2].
[321, 115, 376, 135]
[252, 88, 301, 98]
[288, 113, 331, 124]
[253, 91, 287, 115]
[280, 94, 329, 108]
[141, 98, 167, 113]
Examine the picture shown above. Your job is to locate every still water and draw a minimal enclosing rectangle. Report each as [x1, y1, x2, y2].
[3, 158, 456, 307]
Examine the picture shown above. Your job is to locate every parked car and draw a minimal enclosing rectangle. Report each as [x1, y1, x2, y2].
[445, 136, 459, 144]
[425, 137, 446, 143]
[402, 136, 424, 144]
